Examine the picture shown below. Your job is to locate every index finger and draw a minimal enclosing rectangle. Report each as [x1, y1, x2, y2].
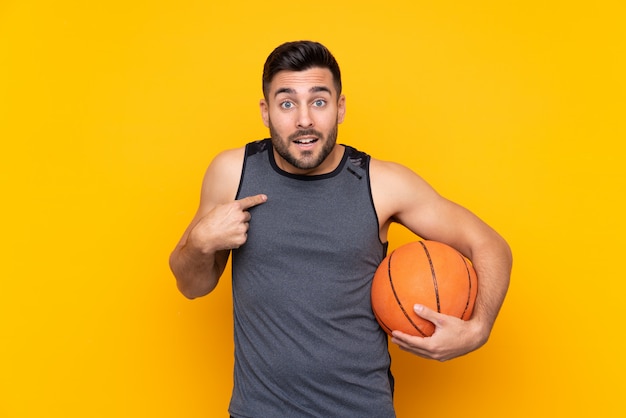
[237, 194, 268, 210]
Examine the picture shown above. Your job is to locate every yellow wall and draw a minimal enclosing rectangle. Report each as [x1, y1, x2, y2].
[1, 1, 624, 416]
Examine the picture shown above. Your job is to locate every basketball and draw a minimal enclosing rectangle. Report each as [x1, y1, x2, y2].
[371, 240, 478, 337]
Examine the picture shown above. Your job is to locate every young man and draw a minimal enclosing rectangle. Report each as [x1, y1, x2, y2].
[170, 41, 512, 417]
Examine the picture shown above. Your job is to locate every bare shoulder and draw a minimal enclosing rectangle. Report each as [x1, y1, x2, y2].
[199, 146, 246, 207]
[369, 157, 441, 212]
[370, 157, 428, 185]
[206, 146, 246, 177]
[370, 156, 496, 251]
[369, 156, 448, 240]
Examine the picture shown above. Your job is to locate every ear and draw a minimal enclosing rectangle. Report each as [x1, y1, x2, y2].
[337, 94, 346, 124]
[260, 99, 269, 127]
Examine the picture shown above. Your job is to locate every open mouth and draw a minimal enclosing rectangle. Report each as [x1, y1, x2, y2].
[293, 137, 319, 145]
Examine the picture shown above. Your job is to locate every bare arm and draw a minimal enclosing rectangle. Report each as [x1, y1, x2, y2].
[169, 147, 267, 299]
[371, 159, 512, 360]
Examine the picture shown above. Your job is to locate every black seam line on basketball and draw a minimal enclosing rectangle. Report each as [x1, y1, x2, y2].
[387, 250, 428, 337]
[460, 254, 473, 319]
[419, 241, 441, 313]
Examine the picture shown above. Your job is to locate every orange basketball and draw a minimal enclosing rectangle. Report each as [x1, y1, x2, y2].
[371, 240, 478, 337]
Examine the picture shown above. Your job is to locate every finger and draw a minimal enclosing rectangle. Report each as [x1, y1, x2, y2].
[414, 304, 449, 330]
[413, 304, 439, 321]
[237, 194, 268, 210]
[391, 330, 428, 345]
[391, 332, 430, 355]
[390, 330, 414, 345]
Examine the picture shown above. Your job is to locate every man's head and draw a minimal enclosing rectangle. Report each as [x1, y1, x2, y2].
[262, 41, 342, 100]
[260, 41, 346, 175]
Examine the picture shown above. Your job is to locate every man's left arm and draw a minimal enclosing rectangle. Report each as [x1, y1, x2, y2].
[370, 159, 512, 361]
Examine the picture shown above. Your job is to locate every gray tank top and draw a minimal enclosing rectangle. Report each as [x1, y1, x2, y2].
[230, 139, 395, 418]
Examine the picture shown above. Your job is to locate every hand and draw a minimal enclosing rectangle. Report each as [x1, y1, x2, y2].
[188, 194, 267, 253]
[390, 304, 488, 362]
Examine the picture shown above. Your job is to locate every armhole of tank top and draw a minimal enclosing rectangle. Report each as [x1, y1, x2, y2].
[234, 143, 251, 200]
[236, 139, 271, 199]
[364, 156, 387, 249]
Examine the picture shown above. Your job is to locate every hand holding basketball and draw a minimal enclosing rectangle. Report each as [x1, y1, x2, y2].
[371, 240, 487, 361]
[391, 304, 486, 361]
[371, 240, 477, 337]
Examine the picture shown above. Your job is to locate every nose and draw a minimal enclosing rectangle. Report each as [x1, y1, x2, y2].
[296, 107, 313, 128]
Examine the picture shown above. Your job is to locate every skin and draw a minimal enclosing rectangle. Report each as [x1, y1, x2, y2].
[260, 67, 346, 175]
[169, 67, 512, 361]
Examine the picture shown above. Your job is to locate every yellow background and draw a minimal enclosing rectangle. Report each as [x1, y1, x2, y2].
[1, 1, 624, 416]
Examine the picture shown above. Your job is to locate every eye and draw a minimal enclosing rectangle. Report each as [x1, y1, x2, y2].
[280, 101, 294, 109]
[312, 99, 326, 107]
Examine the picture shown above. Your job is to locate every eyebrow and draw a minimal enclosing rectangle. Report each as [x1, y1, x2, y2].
[274, 86, 332, 98]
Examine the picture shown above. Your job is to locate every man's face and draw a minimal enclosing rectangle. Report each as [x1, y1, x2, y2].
[260, 67, 346, 175]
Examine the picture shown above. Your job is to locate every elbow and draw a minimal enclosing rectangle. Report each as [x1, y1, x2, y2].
[177, 285, 203, 300]
[470, 231, 513, 266]
[485, 230, 513, 267]
[169, 260, 212, 300]
[176, 279, 197, 299]
[492, 234, 513, 283]
[173, 268, 217, 300]
[501, 236, 513, 271]
[169, 247, 222, 300]
[176, 280, 214, 300]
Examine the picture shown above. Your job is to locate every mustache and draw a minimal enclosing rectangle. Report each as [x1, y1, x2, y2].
[288, 129, 324, 141]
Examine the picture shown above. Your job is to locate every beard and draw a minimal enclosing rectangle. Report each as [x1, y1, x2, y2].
[269, 121, 339, 171]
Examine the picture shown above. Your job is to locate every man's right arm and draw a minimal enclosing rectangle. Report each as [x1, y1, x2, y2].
[169, 147, 267, 299]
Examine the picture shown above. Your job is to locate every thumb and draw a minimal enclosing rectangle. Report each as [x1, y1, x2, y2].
[413, 304, 439, 321]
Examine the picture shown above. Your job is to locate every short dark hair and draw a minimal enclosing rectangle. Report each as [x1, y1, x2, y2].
[262, 41, 342, 99]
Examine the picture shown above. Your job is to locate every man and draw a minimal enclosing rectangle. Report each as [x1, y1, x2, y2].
[170, 40, 512, 417]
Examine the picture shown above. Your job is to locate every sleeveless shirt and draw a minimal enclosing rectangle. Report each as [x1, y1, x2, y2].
[229, 139, 395, 418]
